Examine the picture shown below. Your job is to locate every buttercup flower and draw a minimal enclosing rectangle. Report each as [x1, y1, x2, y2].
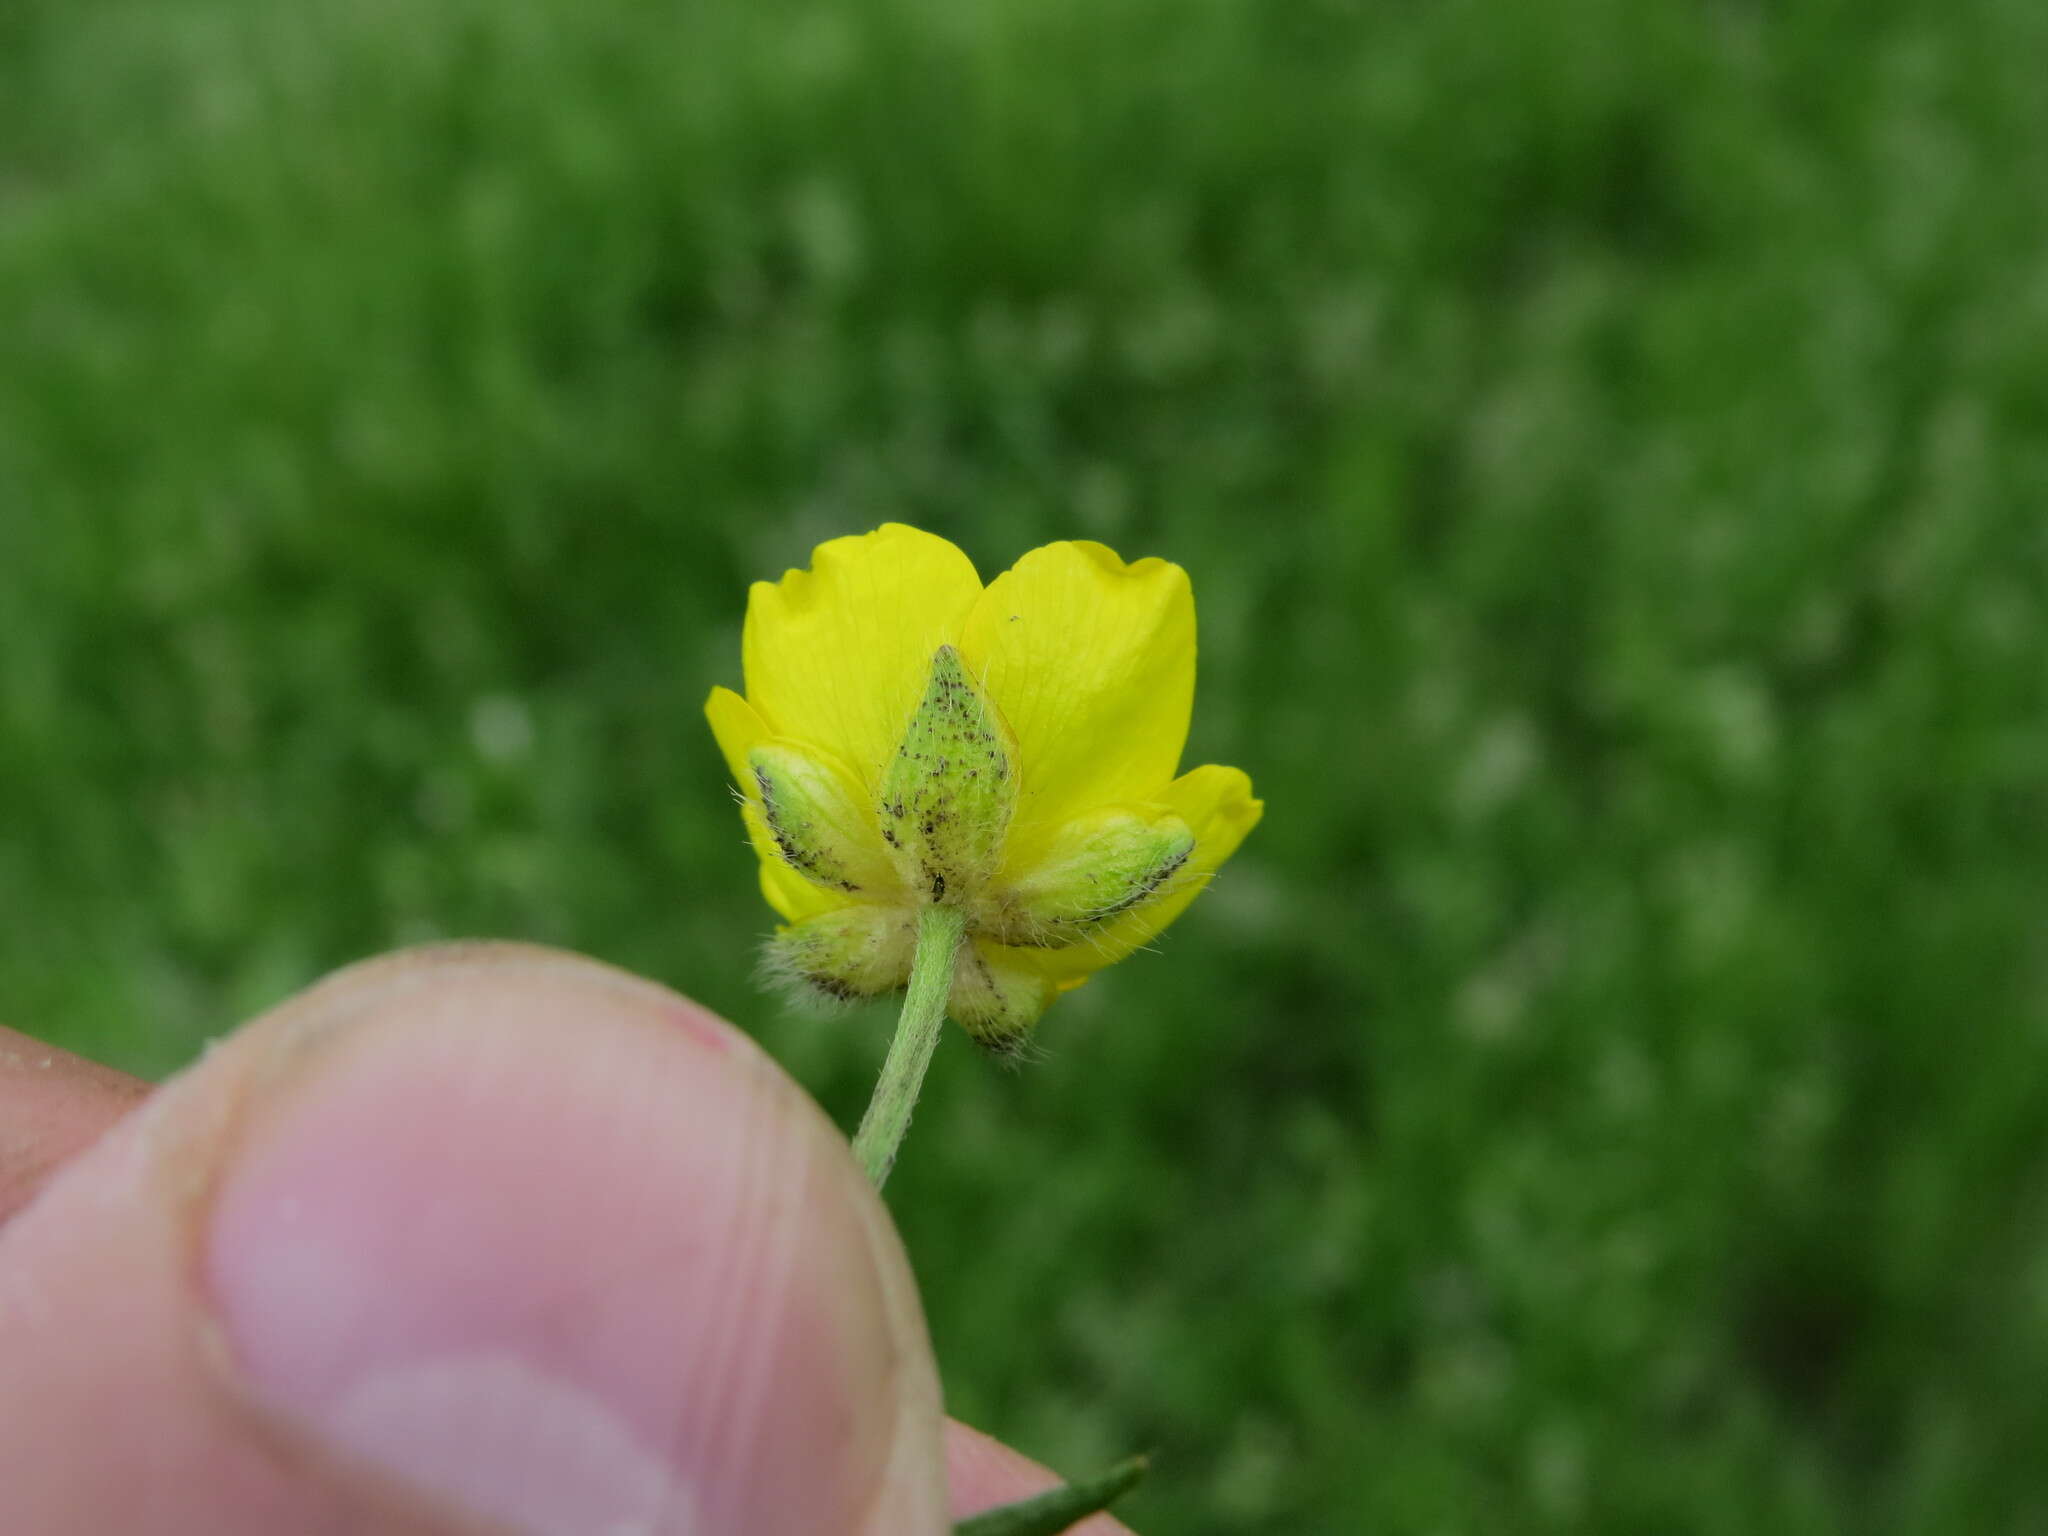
[706, 524, 1262, 1051]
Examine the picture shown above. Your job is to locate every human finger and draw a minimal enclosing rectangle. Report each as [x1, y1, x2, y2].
[0, 1022, 147, 1223]
[0, 944, 949, 1535]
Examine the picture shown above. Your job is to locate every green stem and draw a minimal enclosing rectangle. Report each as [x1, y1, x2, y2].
[853, 903, 967, 1187]
[952, 1455, 1150, 1536]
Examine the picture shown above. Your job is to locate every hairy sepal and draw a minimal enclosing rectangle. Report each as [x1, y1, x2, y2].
[983, 806, 1195, 948]
[749, 739, 896, 895]
[761, 907, 915, 1009]
[948, 940, 1057, 1057]
[878, 646, 1018, 906]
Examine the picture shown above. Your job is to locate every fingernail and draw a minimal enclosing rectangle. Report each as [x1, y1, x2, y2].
[203, 960, 909, 1536]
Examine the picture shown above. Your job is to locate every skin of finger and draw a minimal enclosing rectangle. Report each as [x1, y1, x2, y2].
[0, 1023, 149, 1223]
[945, 1421, 1137, 1534]
[0, 944, 951, 1535]
[0, 957, 1135, 1531]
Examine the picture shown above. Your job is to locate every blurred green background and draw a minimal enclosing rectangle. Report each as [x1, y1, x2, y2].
[6, 0, 2048, 1529]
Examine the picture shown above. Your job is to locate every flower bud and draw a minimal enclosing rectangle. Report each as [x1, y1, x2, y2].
[748, 739, 893, 894]
[983, 805, 1195, 948]
[878, 646, 1017, 906]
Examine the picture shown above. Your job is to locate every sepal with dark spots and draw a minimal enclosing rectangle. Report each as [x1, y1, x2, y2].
[982, 805, 1195, 948]
[878, 646, 1018, 906]
[748, 739, 896, 895]
[759, 907, 914, 1009]
[947, 938, 1058, 1055]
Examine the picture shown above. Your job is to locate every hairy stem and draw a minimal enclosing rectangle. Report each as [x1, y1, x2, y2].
[853, 903, 967, 1187]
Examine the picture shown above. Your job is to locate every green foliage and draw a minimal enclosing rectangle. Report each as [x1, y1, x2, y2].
[6, 0, 2048, 1529]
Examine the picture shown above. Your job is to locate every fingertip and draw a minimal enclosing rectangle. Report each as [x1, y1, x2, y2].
[206, 946, 949, 1535]
[0, 1024, 148, 1223]
[1, 946, 951, 1536]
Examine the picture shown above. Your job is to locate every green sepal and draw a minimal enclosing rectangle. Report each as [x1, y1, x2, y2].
[748, 739, 894, 894]
[759, 906, 914, 1006]
[879, 645, 1017, 905]
[947, 938, 1057, 1056]
[952, 1455, 1149, 1536]
[982, 806, 1194, 947]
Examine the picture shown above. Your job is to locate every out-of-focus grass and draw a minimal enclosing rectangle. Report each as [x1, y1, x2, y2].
[6, 0, 2048, 1529]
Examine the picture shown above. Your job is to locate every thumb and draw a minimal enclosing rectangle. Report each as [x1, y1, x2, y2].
[0, 945, 949, 1535]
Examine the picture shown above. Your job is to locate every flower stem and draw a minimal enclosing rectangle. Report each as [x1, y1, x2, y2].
[853, 903, 967, 1188]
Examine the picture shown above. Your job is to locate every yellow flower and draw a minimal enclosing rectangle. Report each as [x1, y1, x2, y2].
[705, 523, 1262, 1050]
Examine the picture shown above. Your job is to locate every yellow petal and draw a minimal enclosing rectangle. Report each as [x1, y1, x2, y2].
[742, 524, 985, 797]
[705, 685, 770, 787]
[987, 763, 1262, 990]
[958, 541, 1195, 864]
